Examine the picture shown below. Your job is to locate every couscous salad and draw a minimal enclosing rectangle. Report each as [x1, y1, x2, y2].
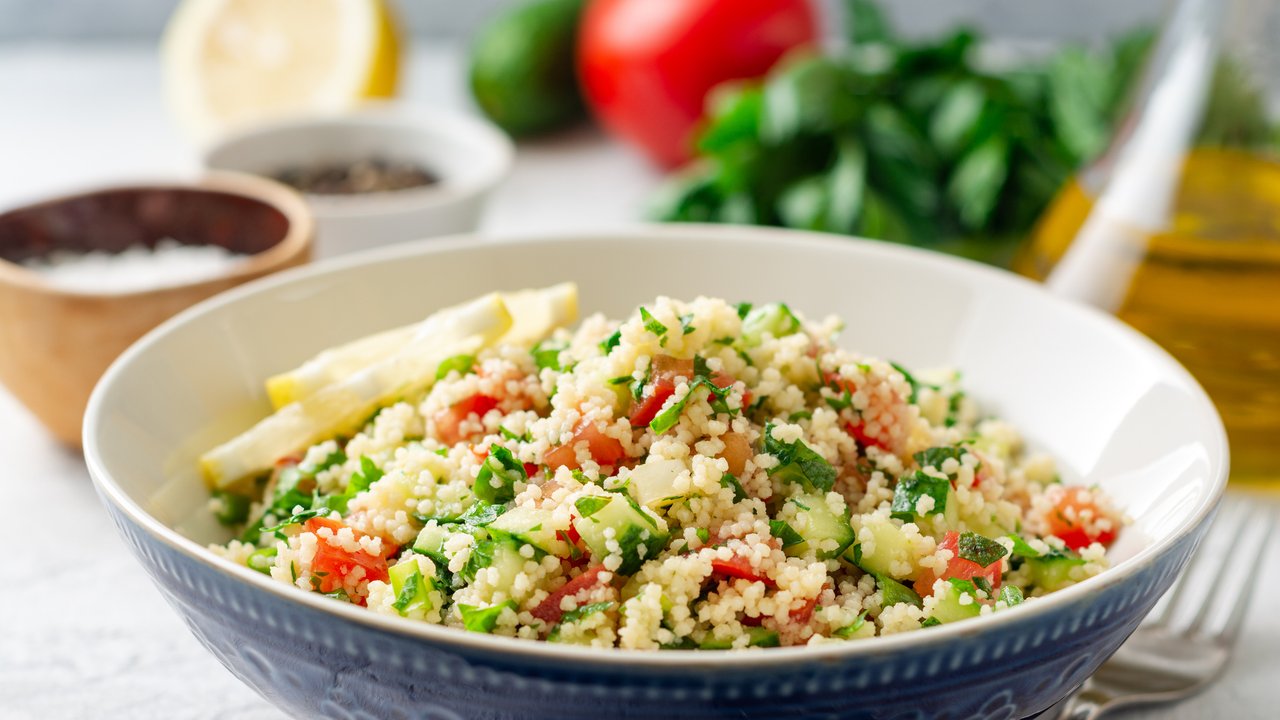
[203, 284, 1122, 649]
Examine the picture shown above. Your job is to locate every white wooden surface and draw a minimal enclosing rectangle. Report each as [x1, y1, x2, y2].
[0, 45, 1275, 720]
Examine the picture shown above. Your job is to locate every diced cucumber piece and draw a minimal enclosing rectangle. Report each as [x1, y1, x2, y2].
[855, 515, 916, 579]
[487, 505, 571, 557]
[740, 302, 801, 346]
[786, 492, 855, 560]
[573, 493, 670, 575]
[627, 458, 688, 510]
[1025, 553, 1086, 592]
[389, 559, 434, 618]
[412, 522, 452, 566]
[874, 573, 923, 608]
[460, 535, 527, 589]
[246, 546, 277, 574]
[927, 578, 982, 624]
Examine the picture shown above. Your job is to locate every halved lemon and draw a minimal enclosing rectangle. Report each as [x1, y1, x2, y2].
[162, 0, 400, 143]
[265, 283, 579, 409]
[201, 293, 513, 488]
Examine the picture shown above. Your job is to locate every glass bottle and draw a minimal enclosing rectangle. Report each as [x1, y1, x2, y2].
[1015, 0, 1280, 485]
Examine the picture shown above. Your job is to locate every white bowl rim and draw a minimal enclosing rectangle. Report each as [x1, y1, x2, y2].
[201, 105, 516, 218]
[84, 224, 1229, 669]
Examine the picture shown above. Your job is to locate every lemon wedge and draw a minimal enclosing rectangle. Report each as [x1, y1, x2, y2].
[161, 0, 400, 143]
[200, 293, 512, 488]
[265, 283, 579, 409]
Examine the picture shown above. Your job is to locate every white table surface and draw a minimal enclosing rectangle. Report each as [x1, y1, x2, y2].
[0, 44, 1275, 720]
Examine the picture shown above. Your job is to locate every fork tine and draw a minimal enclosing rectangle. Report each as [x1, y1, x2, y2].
[1194, 508, 1276, 641]
[1146, 500, 1244, 627]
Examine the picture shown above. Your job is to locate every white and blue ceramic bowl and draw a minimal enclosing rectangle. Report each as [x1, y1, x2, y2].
[84, 226, 1228, 720]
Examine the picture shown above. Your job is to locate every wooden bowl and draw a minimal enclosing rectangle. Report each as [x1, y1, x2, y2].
[0, 172, 313, 447]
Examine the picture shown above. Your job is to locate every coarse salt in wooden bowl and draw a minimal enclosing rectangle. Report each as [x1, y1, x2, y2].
[0, 172, 313, 447]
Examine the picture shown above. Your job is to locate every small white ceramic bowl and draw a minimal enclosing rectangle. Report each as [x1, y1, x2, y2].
[203, 108, 514, 258]
[86, 226, 1228, 720]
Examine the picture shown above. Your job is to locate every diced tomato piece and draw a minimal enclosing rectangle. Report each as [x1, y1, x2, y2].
[631, 355, 749, 428]
[711, 556, 776, 588]
[913, 531, 1002, 597]
[843, 420, 888, 452]
[433, 394, 499, 446]
[304, 517, 393, 594]
[1045, 486, 1119, 551]
[630, 376, 676, 427]
[546, 419, 626, 471]
[789, 595, 819, 624]
[740, 613, 765, 627]
[532, 564, 612, 625]
[718, 431, 752, 477]
[275, 454, 303, 468]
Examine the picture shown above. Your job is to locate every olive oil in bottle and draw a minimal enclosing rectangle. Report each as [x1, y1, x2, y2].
[1018, 148, 1280, 484]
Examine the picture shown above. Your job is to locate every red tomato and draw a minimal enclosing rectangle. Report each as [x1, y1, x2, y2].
[630, 355, 748, 427]
[1045, 486, 1119, 551]
[711, 556, 776, 587]
[532, 564, 612, 625]
[913, 531, 1002, 597]
[545, 419, 627, 471]
[433, 394, 499, 446]
[789, 595, 818, 624]
[630, 376, 677, 427]
[843, 420, 888, 452]
[304, 517, 393, 593]
[579, 0, 819, 168]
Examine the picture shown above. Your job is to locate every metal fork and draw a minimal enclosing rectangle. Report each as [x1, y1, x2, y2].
[1050, 498, 1276, 720]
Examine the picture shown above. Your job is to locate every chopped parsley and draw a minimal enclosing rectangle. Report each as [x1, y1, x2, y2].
[649, 356, 735, 433]
[458, 600, 517, 633]
[833, 610, 868, 638]
[498, 425, 530, 442]
[211, 490, 251, 526]
[957, 531, 1008, 568]
[531, 339, 568, 371]
[473, 445, 527, 504]
[874, 573, 923, 608]
[640, 307, 668, 338]
[696, 527, 711, 544]
[574, 495, 612, 518]
[913, 446, 966, 473]
[762, 422, 836, 492]
[921, 617, 942, 628]
[999, 585, 1025, 606]
[392, 566, 425, 615]
[735, 301, 753, 319]
[599, 329, 621, 354]
[679, 313, 697, 335]
[768, 520, 805, 548]
[889, 471, 949, 522]
[435, 353, 476, 380]
[326, 455, 383, 514]
[787, 410, 813, 423]
[549, 601, 615, 640]
[719, 472, 748, 502]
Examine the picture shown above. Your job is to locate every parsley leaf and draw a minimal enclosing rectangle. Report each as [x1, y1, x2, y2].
[574, 495, 612, 518]
[833, 610, 868, 638]
[532, 339, 568, 371]
[719, 472, 748, 502]
[458, 600, 517, 633]
[599, 329, 621, 354]
[473, 445, 527, 504]
[640, 307, 668, 338]
[762, 422, 836, 492]
[435, 354, 476, 380]
[768, 519, 805, 548]
[889, 471, 949, 522]
[957, 531, 1008, 568]
[999, 585, 1025, 606]
[549, 601, 615, 640]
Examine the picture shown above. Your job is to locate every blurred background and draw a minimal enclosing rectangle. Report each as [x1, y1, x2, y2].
[0, 0, 1165, 43]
